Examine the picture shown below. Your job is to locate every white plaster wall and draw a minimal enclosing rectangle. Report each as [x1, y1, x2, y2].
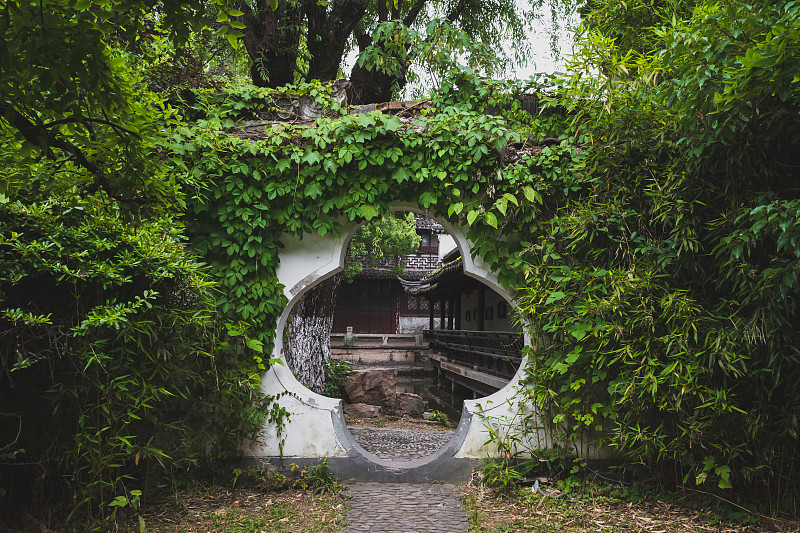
[253, 362, 348, 457]
[438, 234, 457, 260]
[253, 204, 544, 461]
[250, 227, 354, 458]
[454, 350, 553, 458]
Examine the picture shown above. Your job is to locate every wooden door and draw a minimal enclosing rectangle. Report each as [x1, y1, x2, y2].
[333, 279, 395, 333]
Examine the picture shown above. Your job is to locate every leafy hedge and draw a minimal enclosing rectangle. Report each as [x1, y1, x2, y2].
[509, 0, 800, 515]
[0, 190, 270, 523]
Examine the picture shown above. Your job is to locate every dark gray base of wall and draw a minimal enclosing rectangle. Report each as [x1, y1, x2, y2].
[253, 455, 479, 484]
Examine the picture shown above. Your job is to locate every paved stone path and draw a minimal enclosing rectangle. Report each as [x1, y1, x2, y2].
[348, 426, 455, 462]
[344, 482, 469, 533]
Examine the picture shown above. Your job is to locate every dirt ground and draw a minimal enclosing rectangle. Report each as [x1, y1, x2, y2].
[116, 479, 798, 533]
[461, 478, 799, 533]
[115, 486, 348, 533]
[5, 479, 796, 532]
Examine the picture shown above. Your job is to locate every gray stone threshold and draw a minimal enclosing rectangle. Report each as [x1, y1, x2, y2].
[258, 455, 478, 483]
[253, 407, 479, 483]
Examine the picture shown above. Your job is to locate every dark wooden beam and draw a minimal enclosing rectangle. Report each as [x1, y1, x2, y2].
[455, 291, 462, 330]
[477, 288, 485, 331]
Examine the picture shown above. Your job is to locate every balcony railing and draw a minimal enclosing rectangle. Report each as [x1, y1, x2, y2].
[423, 330, 524, 379]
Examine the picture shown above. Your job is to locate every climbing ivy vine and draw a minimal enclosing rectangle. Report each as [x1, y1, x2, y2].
[176, 77, 582, 355]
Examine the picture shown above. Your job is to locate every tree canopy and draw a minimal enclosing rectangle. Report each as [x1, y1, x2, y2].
[233, 0, 533, 102]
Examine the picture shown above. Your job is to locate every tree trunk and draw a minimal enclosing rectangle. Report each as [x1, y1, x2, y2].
[305, 0, 369, 82]
[345, 0, 426, 105]
[237, 0, 302, 88]
[284, 275, 341, 394]
[348, 61, 407, 105]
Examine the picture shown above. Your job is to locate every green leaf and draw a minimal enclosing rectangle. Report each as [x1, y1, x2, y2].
[419, 192, 437, 208]
[485, 212, 498, 228]
[108, 496, 129, 508]
[467, 210, 479, 226]
[383, 116, 402, 132]
[357, 114, 376, 127]
[393, 167, 413, 183]
[545, 291, 566, 304]
[565, 346, 583, 364]
[359, 205, 379, 220]
[302, 151, 321, 165]
[495, 197, 507, 216]
[304, 182, 323, 198]
[522, 186, 542, 204]
[246, 338, 264, 353]
[568, 322, 592, 341]
[448, 202, 464, 216]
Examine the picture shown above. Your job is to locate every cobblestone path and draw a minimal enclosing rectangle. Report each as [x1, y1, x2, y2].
[347, 426, 455, 462]
[344, 482, 469, 533]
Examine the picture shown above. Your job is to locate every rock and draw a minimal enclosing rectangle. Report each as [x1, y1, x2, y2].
[395, 392, 425, 417]
[345, 369, 397, 414]
[343, 403, 382, 418]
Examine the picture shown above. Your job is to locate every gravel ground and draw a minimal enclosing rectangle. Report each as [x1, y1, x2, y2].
[347, 425, 455, 461]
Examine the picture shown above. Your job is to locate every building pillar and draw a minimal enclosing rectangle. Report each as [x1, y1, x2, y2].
[454, 291, 462, 330]
[439, 297, 446, 329]
[428, 298, 434, 331]
[448, 295, 455, 330]
[477, 287, 486, 331]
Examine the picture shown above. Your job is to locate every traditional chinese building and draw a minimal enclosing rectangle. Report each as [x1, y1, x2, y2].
[401, 248, 523, 395]
[331, 216, 452, 334]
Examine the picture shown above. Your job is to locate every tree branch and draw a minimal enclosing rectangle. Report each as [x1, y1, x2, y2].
[402, 0, 427, 27]
[43, 116, 143, 140]
[445, 0, 469, 24]
[0, 102, 102, 176]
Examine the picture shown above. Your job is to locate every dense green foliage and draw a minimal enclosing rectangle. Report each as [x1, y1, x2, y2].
[506, 0, 800, 515]
[178, 0, 800, 515]
[0, 193, 268, 522]
[178, 78, 537, 352]
[231, 0, 537, 103]
[0, 0, 272, 526]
